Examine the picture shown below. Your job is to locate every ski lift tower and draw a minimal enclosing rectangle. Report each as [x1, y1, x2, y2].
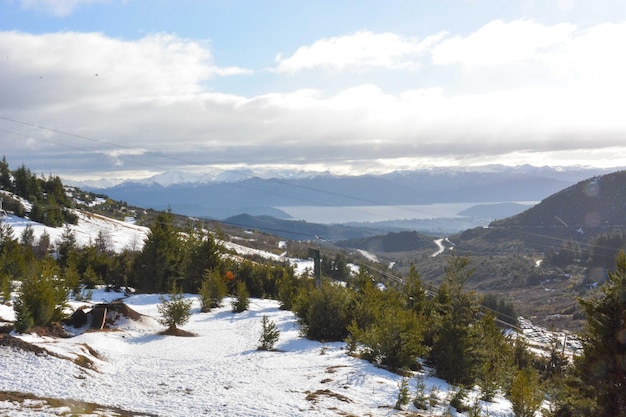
[308, 247, 322, 288]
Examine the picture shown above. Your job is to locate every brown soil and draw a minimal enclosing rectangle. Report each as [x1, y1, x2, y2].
[0, 390, 158, 416]
[158, 327, 196, 337]
[105, 301, 143, 321]
[305, 389, 353, 403]
[0, 333, 53, 356]
[33, 322, 72, 338]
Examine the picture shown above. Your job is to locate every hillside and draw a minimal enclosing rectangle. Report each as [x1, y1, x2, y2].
[333, 170, 626, 330]
[336, 230, 435, 253]
[224, 213, 388, 242]
[495, 170, 626, 229]
[456, 170, 626, 253]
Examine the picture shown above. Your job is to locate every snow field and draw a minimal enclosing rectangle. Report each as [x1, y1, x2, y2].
[0, 290, 514, 416]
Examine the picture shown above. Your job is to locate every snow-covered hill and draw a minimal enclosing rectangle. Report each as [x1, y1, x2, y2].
[2, 212, 149, 253]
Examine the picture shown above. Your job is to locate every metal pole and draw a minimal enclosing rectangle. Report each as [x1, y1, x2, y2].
[308, 248, 321, 288]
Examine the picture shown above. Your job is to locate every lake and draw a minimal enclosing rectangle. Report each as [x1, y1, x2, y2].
[276, 202, 534, 224]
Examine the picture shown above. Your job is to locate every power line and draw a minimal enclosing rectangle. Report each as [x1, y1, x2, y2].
[0, 114, 479, 223]
[3, 116, 625, 272]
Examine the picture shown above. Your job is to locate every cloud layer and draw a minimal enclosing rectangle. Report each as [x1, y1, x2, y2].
[1, 18, 626, 179]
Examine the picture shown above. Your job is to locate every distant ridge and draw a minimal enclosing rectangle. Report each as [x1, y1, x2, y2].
[493, 170, 626, 229]
[86, 165, 615, 221]
[457, 170, 626, 252]
[335, 230, 434, 253]
[223, 214, 386, 242]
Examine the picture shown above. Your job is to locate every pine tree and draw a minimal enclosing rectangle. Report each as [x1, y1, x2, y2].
[477, 313, 510, 401]
[34, 230, 51, 259]
[199, 269, 226, 312]
[258, 315, 280, 350]
[412, 374, 429, 410]
[277, 268, 299, 310]
[132, 210, 182, 293]
[20, 224, 35, 249]
[63, 259, 82, 297]
[404, 263, 426, 314]
[349, 294, 425, 372]
[509, 368, 543, 417]
[14, 259, 68, 333]
[429, 255, 482, 385]
[295, 280, 354, 341]
[576, 250, 626, 416]
[0, 156, 11, 190]
[231, 281, 250, 313]
[157, 285, 192, 332]
[57, 225, 77, 269]
[394, 377, 410, 410]
[180, 226, 223, 293]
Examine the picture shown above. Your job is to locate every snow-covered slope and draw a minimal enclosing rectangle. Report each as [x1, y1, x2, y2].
[2, 212, 149, 253]
[0, 290, 513, 416]
[2, 209, 316, 277]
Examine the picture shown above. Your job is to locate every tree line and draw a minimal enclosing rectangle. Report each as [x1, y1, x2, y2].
[286, 253, 626, 416]
[0, 156, 78, 227]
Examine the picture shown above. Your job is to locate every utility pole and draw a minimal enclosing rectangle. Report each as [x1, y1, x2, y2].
[308, 248, 321, 288]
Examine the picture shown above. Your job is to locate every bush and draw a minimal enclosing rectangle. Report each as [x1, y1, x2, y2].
[294, 281, 354, 342]
[258, 315, 280, 350]
[450, 386, 470, 413]
[349, 305, 425, 372]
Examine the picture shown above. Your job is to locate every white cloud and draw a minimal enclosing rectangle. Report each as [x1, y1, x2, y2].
[0, 31, 251, 107]
[2, 20, 626, 178]
[432, 19, 575, 68]
[274, 30, 444, 74]
[19, 0, 109, 16]
[540, 21, 626, 88]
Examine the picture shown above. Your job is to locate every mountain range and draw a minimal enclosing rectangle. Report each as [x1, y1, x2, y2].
[85, 165, 617, 222]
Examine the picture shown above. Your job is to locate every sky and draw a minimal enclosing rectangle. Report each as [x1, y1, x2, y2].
[1, 0, 626, 181]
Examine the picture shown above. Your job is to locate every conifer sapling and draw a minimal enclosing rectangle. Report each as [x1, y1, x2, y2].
[258, 315, 280, 351]
[158, 285, 192, 331]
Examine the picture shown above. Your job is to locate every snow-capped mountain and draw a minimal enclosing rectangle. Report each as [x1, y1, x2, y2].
[78, 165, 620, 222]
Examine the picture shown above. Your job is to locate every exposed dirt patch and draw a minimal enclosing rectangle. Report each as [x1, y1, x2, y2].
[158, 327, 196, 337]
[73, 354, 97, 370]
[106, 301, 143, 321]
[326, 365, 349, 373]
[32, 323, 72, 338]
[0, 333, 53, 356]
[305, 389, 353, 403]
[0, 334, 101, 371]
[64, 301, 144, 330]
[0, 390, 158, 416]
